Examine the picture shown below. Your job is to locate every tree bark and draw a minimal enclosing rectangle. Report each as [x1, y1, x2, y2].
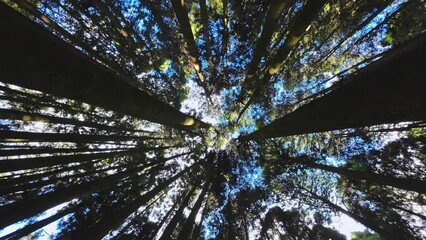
[176, 179, 211, 240]
[241, 33, 426, 139]
[239, 0, 293, 100]
[0, 205, 75, 240]
[301, 160, 426, 194]
[0, 108, 153, 134]
[238, 0, 327, 117]
[0, 159, 167, 228]
[64, 164, 199, 240]
[0, 2, 211, 131]
[0, 147, 167, 173]
[158, 183, 199, 240]
[0, 130, 161, 143]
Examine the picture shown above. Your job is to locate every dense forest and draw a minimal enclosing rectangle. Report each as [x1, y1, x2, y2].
[0, 0, 425, 239]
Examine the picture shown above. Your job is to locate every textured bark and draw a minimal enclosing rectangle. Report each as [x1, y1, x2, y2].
[170, 0, 210, 99]
[0, 2, 211, 131]
[242, 33, 426, 139]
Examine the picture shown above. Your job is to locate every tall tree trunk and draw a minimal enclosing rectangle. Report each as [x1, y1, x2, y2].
[238, 0, 327, 117]
[0, 205, 75, 240]
[60, 164, 196, 240]
[301, 188, 391, 239]
[158, 183, 199, 240]
[239, 0, 294, 100]
[198, 0, 212, 63]
[241, 33, 426, 139]
[0, 158, 168, 228]
[0, 147, 166, 172]
[0, 158, 104, 188]
[0, 130, 162, 143]
[169, 0, 211, 99]
[191, 200, 209, 240]
[176, 179, 211, 240]
[0, 2, 211, 131]
[0, 108, 153, 134]
[0, 146, 133, 157]
[300, 160, 426, 194]
[147, 194, 182, 240]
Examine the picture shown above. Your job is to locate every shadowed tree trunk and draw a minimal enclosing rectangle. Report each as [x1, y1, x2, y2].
[147, 195, 181, 239]
[239, 0, 294, 100]
[1, 152, 191, 196]
[0, 156, 176, 228]
[170, 0, 211, 99]
[158, 183, 199, 240]
[0, 2, 211, 131]
[191, 200, 209, 240]
[199, 0, 212, 62]
[176, 179, 211, 240]
[292, 157, 426, 194]
[61, 164, 198, 240]
[302, 188, 394, 240]
[0, 205, 76, 240]
[242, 33, 426, 139]
[0, 146, 135, 157]
[0, 146, 173, 172]
[0, 108, 153, 134]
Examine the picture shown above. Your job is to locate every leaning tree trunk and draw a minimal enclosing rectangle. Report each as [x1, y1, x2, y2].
[301, 187, 390, 239]
[62, 164, 197, 240]
[0, 158, 166, 228]
[176, 179, 212, 240]
[242, 32, 426, 139]
[0, 130, 161, 143]
[238, 0, 327, 117]
[158, 183, 199, 240]
[0, 2, 211, 132]
[0, 205, 76, 240]
[0, 146, 168, 172]
[300, 160, 426, 194]
[239, 0, 294, 100]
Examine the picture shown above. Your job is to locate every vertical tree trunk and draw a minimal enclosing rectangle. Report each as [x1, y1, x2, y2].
[158, 183, 199, 240]
[176, 180, 211, 240]
[239, 0, 294, 100]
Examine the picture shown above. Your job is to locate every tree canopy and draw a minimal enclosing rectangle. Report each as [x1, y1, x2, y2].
[0, 0, 425, 239]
